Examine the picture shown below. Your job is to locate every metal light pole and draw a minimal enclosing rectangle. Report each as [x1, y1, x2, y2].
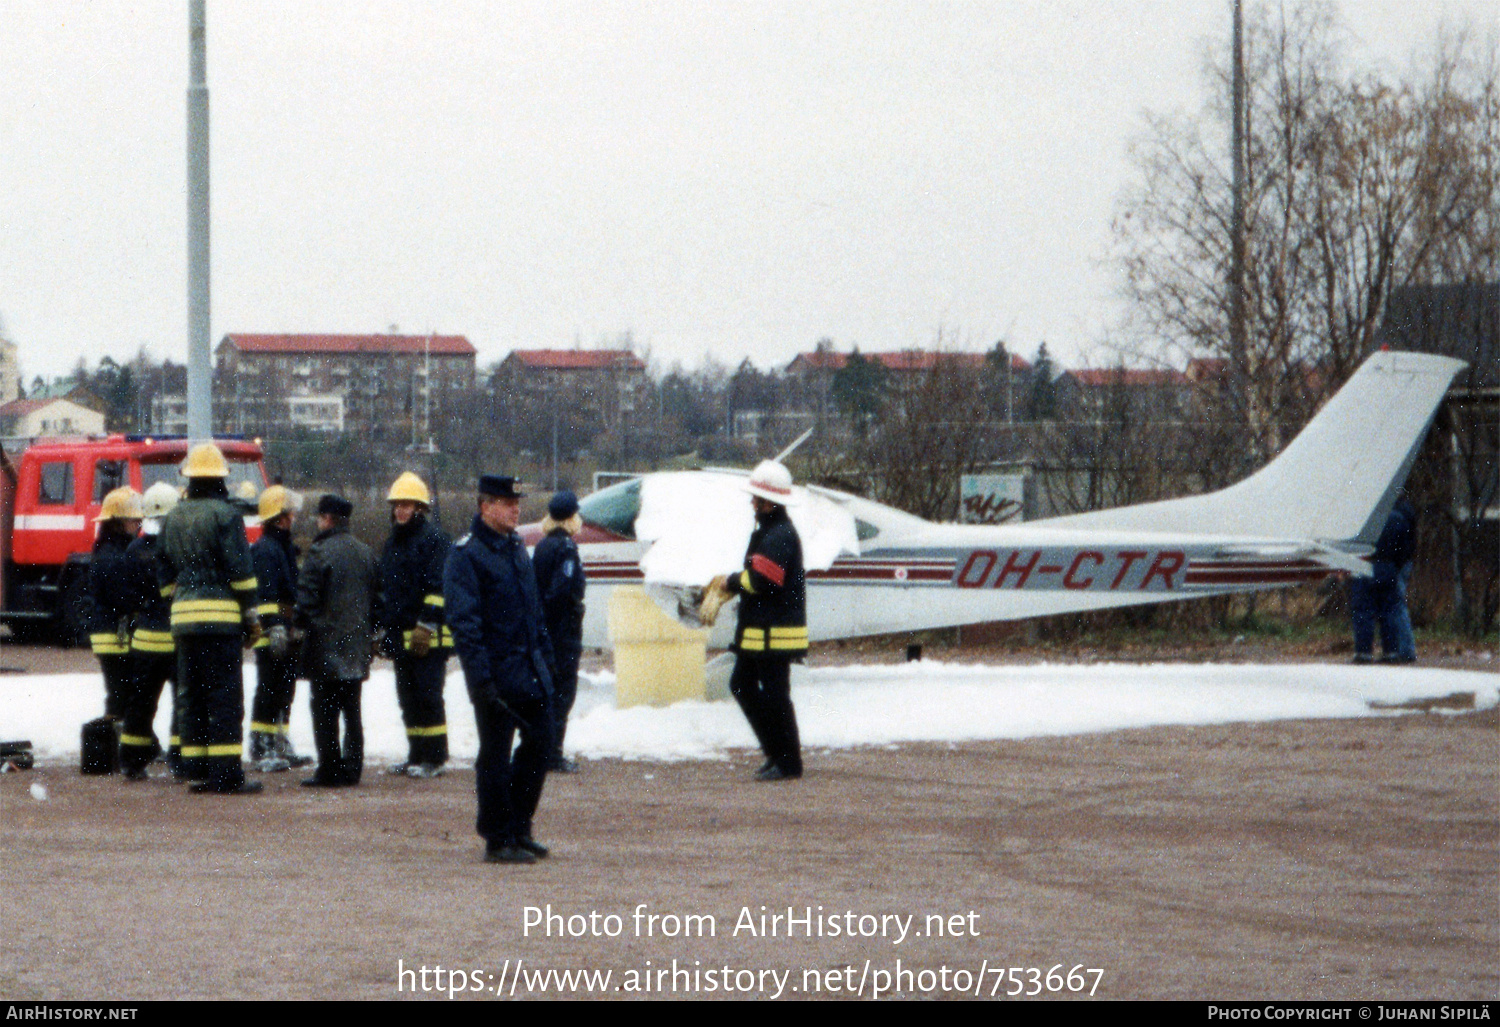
[1228, 0, 1249, 466]
[186, 0, 212, 441]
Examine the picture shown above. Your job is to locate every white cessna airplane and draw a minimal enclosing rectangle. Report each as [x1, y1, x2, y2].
[521, 351, 1463, 650]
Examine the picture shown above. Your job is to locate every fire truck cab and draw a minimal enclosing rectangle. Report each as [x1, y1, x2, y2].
[0, 435, 267, 644]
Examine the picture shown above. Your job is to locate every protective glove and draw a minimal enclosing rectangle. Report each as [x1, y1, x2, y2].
[115, 616, 131, 647]
[676, 586, 705, 624]
[409, 624, 434, 658]
[698, 574, 734, 626]
[242, 617, 263, 651]
[266, 624, 290, 659]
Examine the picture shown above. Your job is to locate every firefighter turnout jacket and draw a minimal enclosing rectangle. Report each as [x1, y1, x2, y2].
[158, 495, 259, 636]
[725, 505, 808, 657]
[87, 527, 137, 656]
[379, 513, 453, 653]
[125, 531, 175, 655]
[251, 522, 299, 644]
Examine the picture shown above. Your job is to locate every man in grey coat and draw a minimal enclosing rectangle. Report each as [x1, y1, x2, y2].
[296, 494, 380, 787]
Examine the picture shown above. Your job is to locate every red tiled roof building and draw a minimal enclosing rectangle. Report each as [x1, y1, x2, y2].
[491, 349, 649, 432]
[786, 348, 1030, 376]
[215, 333, 477, 436]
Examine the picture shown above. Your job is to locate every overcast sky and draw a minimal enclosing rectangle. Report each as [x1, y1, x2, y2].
[1, 1, 1492, 383]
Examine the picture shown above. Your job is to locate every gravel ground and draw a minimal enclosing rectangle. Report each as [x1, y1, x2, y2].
[0, 639, 1494, 1001]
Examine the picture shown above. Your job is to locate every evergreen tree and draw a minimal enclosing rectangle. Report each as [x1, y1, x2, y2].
[1028, 343, 1057, 421]
[829, 347, 887, 435]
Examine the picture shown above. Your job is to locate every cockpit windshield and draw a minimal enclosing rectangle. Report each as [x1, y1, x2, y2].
[578, 478, 641, 539]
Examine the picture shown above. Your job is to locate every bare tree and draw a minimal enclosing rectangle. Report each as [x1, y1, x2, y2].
[1114, 3, 1497, 474]
[1305, 41, 1499, 381]
[853, 337, 994, 520]
[1034, 367, 1193, 516]
[434, 386, 509, 487]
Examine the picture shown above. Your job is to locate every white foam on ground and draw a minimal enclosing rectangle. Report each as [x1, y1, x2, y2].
[0, 660, 1493, 765]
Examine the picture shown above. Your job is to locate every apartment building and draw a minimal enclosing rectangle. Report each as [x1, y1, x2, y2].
[215, 333, 477, 436]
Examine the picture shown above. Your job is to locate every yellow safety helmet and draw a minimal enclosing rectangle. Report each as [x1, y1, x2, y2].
[387, 471, 431, 506]
[95, 486, 144, 522]
[140, 482, 180, 519]
[181, 442, 229, 478]
[258, 484, 301, 522]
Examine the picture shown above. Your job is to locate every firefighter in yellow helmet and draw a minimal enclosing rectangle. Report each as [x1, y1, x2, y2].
[377, 472, 454, 777]
[119, 483, 183, 779]
[87, 487, 143, 766]
[248, 484, 313, 772]
[157, 443, 263, 794]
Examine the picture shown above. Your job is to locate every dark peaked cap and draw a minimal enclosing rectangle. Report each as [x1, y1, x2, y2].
[478, 475, 525, 499]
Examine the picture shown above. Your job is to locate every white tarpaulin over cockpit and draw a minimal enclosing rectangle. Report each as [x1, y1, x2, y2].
[635, 472, 859, 624]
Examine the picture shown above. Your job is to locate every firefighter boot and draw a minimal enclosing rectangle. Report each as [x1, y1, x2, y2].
[250, 730, 290, 773]
[276, 732, 314, 769]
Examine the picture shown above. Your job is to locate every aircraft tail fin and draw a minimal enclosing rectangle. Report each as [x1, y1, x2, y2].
[1036, 350, 1465, 545]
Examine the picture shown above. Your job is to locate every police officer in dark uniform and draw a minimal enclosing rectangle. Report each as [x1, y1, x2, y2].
[248, 484, 311, 772]
[702, 460, 807, 781]
[120, 483, 180, 780]
[444, 474, 556, 864]
[378, 472, 453, 778]
[532, 489, 585, 773]
[88, 487, 142, 768]
[158, 444, 263, 795]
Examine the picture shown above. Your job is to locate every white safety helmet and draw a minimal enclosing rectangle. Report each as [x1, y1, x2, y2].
[743, 460, 796, 506]
[140, 482, 181, 519]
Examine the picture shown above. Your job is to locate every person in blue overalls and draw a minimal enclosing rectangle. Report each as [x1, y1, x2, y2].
[1349, 494, 1418, 664]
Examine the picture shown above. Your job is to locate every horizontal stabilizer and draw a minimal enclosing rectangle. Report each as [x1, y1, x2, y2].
[1212, 543, 1373, 576]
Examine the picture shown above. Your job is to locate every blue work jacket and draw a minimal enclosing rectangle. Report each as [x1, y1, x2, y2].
[532, 528, 586, 658]
[444, 514, 554, 707]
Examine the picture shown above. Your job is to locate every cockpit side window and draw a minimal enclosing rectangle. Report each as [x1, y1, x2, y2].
[578, 479, 641, 540]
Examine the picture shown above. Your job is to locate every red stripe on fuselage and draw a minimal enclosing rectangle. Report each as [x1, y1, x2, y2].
[1184, 570, 1329, 585]
[809, 567, 950, 581]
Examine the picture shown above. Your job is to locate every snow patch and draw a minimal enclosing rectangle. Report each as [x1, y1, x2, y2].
[0, 660, 1493, 767]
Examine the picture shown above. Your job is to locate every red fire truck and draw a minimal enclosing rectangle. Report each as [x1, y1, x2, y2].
[0, 435, 267, 644]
